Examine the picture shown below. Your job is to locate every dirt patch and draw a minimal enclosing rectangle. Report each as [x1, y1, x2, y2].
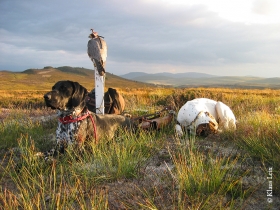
[0, 108, 56, 122]
[37, 70, 54, 74]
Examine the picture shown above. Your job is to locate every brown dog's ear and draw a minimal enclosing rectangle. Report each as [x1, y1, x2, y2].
[71, 81, 88, 108]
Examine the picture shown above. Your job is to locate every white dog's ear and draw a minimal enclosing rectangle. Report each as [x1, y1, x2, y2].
[215, 101, 236, 130]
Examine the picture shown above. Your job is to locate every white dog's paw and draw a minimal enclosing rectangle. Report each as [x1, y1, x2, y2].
[175, 124, 184, 137]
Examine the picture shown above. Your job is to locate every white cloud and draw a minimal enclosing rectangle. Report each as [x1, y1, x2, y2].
[252, 0, 275, 15]
[159, 0, 280, 24]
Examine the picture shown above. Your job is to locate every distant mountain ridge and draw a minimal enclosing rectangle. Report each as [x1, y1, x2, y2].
[120, 72, 216, 79]
[119, 71, 280, 89]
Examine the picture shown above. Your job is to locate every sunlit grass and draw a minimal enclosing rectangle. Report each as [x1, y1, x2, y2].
[0, 128, 167, 209]
[234, 110, 280, 194]
[0, 141, 109, 209]
[0, 109, 56, 150]
[71, 130, 164, 182]
[167, 136, 249, 209]
[0, 87, 280, 209]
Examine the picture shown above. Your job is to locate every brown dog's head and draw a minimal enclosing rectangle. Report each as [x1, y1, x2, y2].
[44, 80, 88, 111]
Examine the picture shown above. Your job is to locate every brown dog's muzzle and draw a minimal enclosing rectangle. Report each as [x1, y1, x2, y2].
[44, 91, 60, 109]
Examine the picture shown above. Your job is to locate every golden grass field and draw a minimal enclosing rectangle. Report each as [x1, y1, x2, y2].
[0, 86, 280, 209]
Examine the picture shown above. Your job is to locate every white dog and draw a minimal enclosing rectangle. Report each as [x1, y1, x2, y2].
[175, 98, 236, 136]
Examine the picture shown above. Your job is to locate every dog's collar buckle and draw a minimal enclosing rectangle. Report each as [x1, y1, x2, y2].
[60, 115, 73, 123]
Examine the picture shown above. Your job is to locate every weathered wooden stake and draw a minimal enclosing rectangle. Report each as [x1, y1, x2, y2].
[94, 67, 105, 114]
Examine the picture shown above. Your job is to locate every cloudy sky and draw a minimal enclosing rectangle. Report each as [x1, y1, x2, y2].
[1, 0, 280, 77]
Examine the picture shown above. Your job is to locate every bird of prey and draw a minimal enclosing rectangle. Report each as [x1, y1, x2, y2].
[87, 29, 107, 76]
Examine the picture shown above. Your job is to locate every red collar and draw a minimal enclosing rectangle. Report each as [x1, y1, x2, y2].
[59, 111, 91, 124]
[58, 110, 98, 143]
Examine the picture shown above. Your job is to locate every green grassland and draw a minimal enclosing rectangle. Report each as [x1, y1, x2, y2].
[0, 70, 280, 209]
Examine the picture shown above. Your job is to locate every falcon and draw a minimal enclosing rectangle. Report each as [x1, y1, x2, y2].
[87, 29, 107, 76]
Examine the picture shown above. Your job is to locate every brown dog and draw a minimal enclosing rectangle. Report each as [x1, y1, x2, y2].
[44, 80, 133, 154]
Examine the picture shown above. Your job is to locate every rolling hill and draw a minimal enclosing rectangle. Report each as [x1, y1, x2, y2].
[0, 66, 158, 91]
[1, 67, 280, 90]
